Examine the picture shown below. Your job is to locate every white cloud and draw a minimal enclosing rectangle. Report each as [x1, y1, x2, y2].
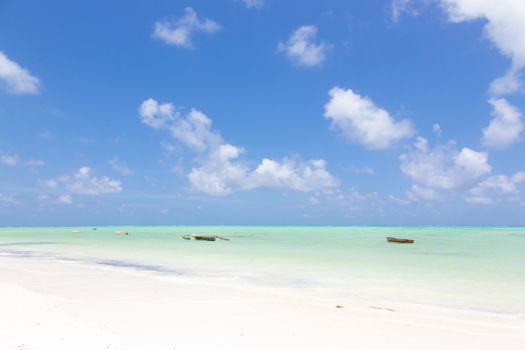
[389, 194, 411, 205]
[1, 153, 44, 167]
[244, 158, 338, 192]
[392, 0, 419, 22]
[324, 87, 415, 149]
[187, 146, 338, 196]
[46, 167, 123, 196]
[0, 153, 19, 166]
[277, 25, 331, 67]
[440, 0, 525, 95]
[0, 194, 18, 207]
[465, 195, 492, 204]
[38, 193, 74, 205]
[109, 157, 134, 176]
[139, 98, 176, 129]
[170, 109, 222, 152]
[482, 98, 523, 148]
[490, 70, 522, 96]
[66, 167, 123, 195]
[140, 99, 338, 196]
[400, 137, 491, 193]
[139, 99, 221, 152]
[0, 51, 40, 94]
[407, 184, 441, 201]
[466, 172, 525, 204]
[153, 7, 221, 49]
[239, 0, 264, 9]
[57, 194, 73, 205]
[433, 123, 442, 137]
[188, 144, 249, 196]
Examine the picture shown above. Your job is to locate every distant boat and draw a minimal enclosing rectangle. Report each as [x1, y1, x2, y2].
[115, 230, 128, 235]
[182, 234, 229, 242]
[386, 237, 414, 244]
[71, 230, 81, 233]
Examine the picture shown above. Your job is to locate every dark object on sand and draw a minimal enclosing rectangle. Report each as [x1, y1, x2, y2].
[386, 237, 414, 244]
[182, 234, 230, 241]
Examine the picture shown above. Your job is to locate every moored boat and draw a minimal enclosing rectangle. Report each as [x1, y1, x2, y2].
[182, 234, 229, 241]
[386, 237, 414, 244]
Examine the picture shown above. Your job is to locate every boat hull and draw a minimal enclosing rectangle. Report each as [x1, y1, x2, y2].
[386, 237, 414, 244]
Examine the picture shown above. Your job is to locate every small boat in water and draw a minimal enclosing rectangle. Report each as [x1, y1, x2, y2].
[182, 234, 229, 242]
[386, 237, 414, 244]
[115, 230, 128, 235]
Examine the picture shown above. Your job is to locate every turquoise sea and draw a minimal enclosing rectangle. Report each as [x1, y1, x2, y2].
[1, 226, 524, 313]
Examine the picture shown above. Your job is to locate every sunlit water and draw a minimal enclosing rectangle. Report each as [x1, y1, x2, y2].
[1, 226, 524, 313]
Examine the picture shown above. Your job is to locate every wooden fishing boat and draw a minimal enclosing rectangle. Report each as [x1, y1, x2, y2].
[194, 235, 216, 241]
[386, 237, 414, 244]
[182, 234, 229, 241]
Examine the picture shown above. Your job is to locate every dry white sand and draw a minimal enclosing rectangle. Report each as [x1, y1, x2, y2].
[1, 256, 524, 350]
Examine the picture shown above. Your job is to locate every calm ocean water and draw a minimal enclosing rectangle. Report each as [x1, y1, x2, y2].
[1, 226, 524, 313]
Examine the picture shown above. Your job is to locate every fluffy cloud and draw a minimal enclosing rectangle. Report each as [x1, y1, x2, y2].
[400, 137, 491, 197]
[277, 25, 331, 67]
[109, 157, 134, 176]
[140, 98, 338, 196]
[0, 52, 40, 95]
[466, 172, 525, 204]
[482, 98, 523, 148]
[139, 98, 175, 129]
[153, 7, 220, 48]
[189, 154, 338, 196]
[66, 167, 123, 195]
[46, 167, 123, 196]
[440, 0, 525, 95]
[324, 87, 415, 149]
[170, 109, 222, 152]
[139, 99, 221, 152]
[244, 158, 338, 192]
[188, 144, 249, 196]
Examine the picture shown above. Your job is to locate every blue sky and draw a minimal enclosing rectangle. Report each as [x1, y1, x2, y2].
[1, 0, 525, 226]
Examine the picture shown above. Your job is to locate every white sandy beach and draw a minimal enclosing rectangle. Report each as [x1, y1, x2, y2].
[1, 255, 524, 350]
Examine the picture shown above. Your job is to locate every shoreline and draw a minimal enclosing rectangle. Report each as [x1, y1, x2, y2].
[1, 254, 524, 350]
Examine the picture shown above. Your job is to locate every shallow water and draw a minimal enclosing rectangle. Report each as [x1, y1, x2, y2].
[1, 226, 524, 313]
